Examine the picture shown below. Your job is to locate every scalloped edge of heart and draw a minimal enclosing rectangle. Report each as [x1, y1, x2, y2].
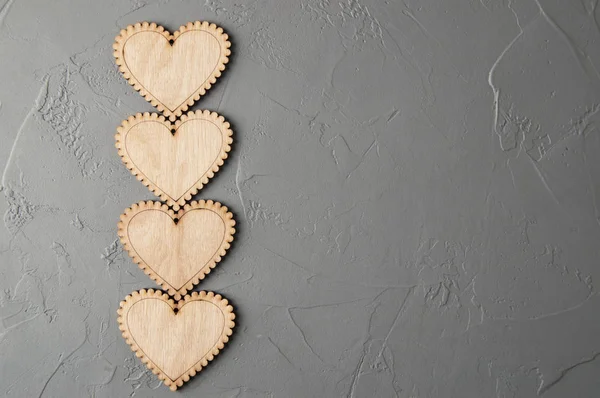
[118, 200, 236, 299]
[113, 21, 231, 121]
[115, 111, 233, 210]
[118, 289, 235, 391]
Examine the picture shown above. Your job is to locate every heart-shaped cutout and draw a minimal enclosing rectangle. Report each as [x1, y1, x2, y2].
[114, 21, 231, 120]
[116, 111, 233, 209]
[118, 289, 235, 391]
[118, 200, 236, 299]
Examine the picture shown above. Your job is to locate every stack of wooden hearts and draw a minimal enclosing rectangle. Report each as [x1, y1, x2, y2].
[112, 21, 236, 391]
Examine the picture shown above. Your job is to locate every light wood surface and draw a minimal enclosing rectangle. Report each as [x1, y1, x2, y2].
[114, 21, 231, 121]
[118, 200, 235, 299]
[118, 289, 235, 391]
[115, 111, 233, 210]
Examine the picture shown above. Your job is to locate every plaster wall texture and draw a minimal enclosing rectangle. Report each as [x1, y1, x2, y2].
[1, 0, 599, 397]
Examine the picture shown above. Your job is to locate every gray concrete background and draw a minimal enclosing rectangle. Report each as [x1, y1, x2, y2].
[1, 0, 600, 397]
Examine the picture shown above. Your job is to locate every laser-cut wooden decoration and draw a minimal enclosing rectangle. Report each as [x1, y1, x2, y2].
[118, 289, 235, 391]
[116, 111, 233, 210]
[118, 200, 236, 300]
[114, 21, 231, 121]
[113, 20, 237, 392]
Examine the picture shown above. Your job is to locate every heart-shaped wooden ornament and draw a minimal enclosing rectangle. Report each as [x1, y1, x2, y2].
[118, 200, 236, 299]
[114, 21, 231, 121]
[116, 111, 233, 210]
[118, 289, 235, 391]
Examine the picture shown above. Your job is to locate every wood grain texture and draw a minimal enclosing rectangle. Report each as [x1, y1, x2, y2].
[118, 200, 236, 299]
[115, 111, 233, 209]
[118, 289, 235, 391]
[113, 21, 231, 121]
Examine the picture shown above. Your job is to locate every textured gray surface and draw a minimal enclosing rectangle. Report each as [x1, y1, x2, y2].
[1, 0, 600, 397]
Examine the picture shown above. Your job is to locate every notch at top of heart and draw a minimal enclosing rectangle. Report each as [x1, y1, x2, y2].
[114, 21, 231, 121]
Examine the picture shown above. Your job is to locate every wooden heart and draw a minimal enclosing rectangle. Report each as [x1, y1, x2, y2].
[118, 289, 235, 391]
[114, 21, 231, 120]
[118, 200, 236, 299]
[116, 111, 233, 209]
